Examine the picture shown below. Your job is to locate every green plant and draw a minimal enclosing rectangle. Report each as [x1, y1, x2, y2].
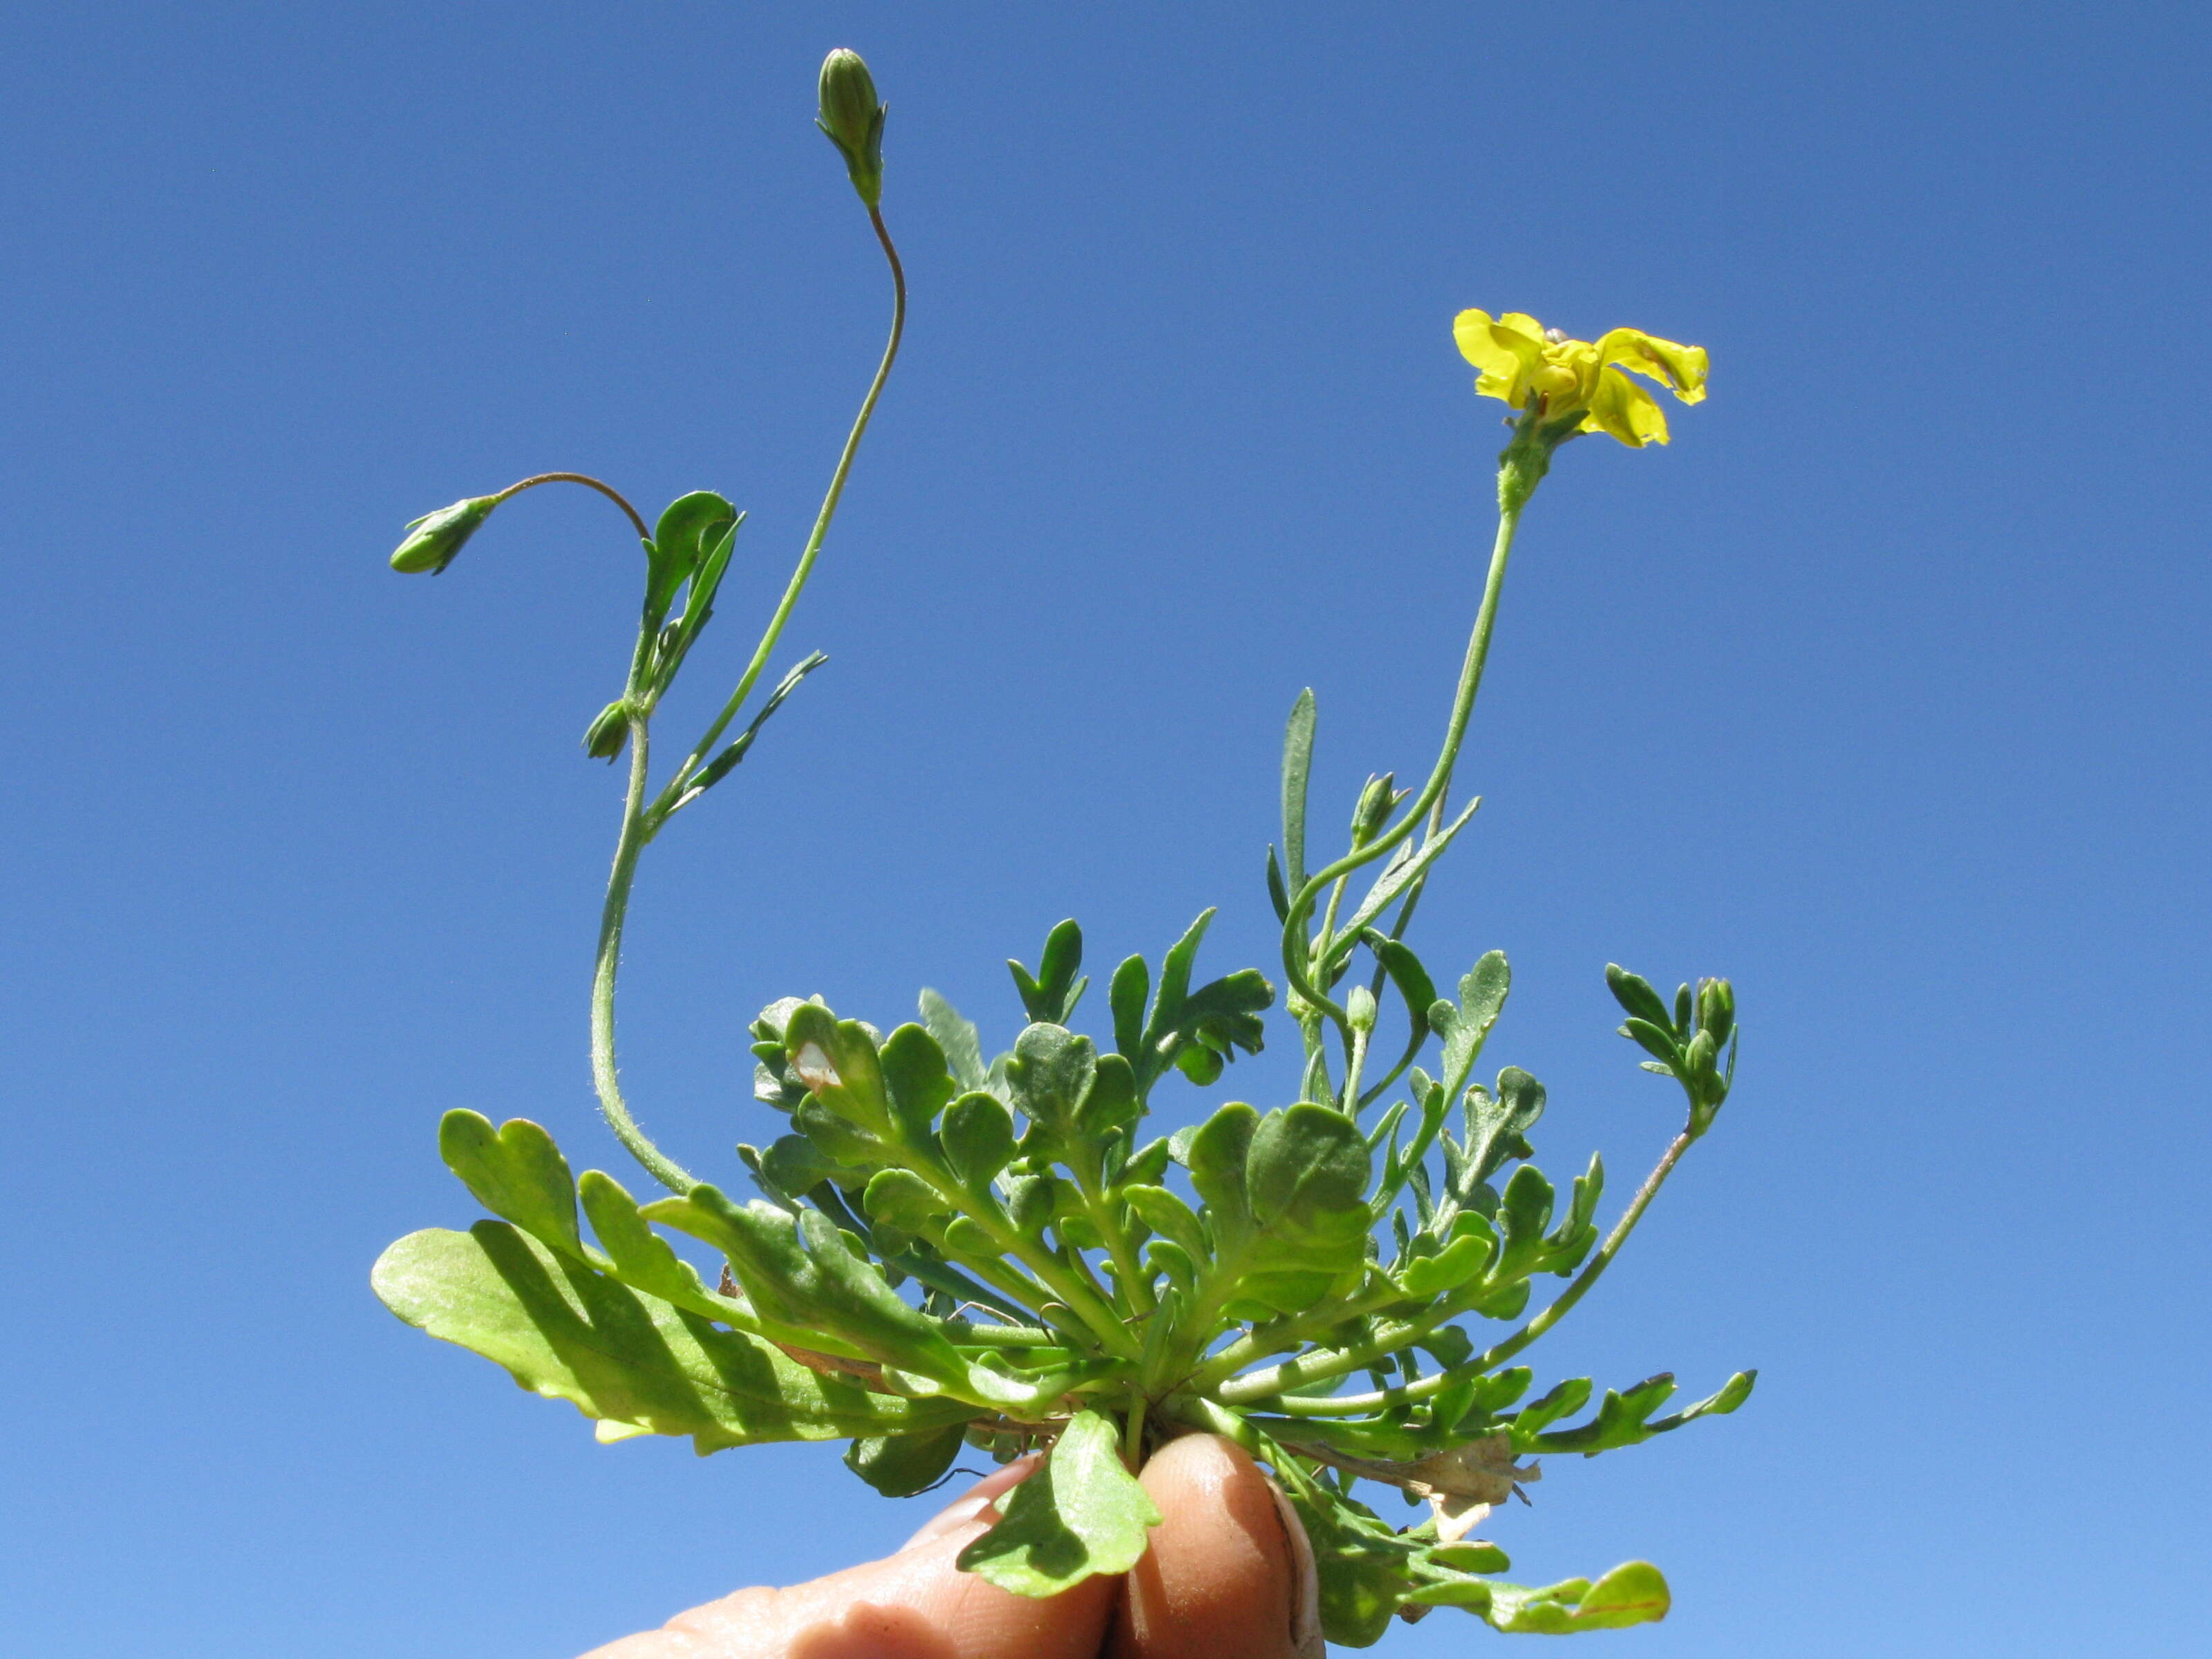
[371, 48, 1751, 1647]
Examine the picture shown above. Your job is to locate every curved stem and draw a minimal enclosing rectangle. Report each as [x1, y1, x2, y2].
[652, 205, 908, 822]
[1279, 494, 1526, 1028]
[592, 715, 699, 1194]
[494, 472, 652, 543]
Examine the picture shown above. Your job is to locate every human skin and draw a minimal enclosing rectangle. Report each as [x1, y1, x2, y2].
[581, 1434, 1322, 1659]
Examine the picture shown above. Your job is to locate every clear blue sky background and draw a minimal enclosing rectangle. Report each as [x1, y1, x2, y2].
[3, 3, 2206, 1655]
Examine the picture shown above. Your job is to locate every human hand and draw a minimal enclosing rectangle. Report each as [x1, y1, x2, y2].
[581, 1434, 1322, 1659]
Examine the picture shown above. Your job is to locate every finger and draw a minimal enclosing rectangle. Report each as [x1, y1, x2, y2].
[577, 1452, 1116, 1659]
[1108, 1434, 1322, 1659]
[900, 1453, 1042, 1553]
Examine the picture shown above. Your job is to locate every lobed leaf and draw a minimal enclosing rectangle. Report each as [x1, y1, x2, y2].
[955, 1409, 1161, 1596]
[372, 1224, 971, 1452]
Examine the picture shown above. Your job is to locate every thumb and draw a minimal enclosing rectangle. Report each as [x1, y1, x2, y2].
[579, 1455, 1118, 1659]
[1111, 1434, 1322, 1659]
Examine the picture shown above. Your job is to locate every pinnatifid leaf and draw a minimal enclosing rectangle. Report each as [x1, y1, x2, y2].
[372, 1224, 970, 1452]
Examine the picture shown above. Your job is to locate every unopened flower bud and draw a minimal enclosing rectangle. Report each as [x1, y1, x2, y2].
[816, 48, 886, 207]
[582, 699, 631, 762]
[1350, 771, 1398, 847]
[391, 496, 497, 575]
[1697, 977, 1735, 1045]
[1347, 984, 1378, 1033]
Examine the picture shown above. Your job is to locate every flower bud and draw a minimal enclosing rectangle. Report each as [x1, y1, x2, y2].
[816, 48, 886, 207]
[1697, 977, 1735, 1046]
[391, 495, 497, 574]
[1350, 771, 1399, 847]
[582, 698, 631, 762]
[1347, 984, 1379, 1034]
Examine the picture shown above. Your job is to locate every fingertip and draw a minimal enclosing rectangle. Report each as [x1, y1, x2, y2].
[899, 1452, 1042, 1552]
[1111, 1434, 1320, 1659]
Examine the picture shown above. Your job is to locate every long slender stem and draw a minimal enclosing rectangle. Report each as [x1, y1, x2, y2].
[592, 716, 698, 1194]
[1280, 495, 1525, 1027]
[651, 206, 908, 821]
[586, 205, 908, 1191]
[493, 472, 652, 542]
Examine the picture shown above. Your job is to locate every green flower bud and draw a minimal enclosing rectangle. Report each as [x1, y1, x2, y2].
[816, 48, 886, 207]
[582, 698, 631, 762]
[1697, 977, 1735, 1046]
[390, 495, 497, 575]
[1347, 984, 1378, 1034]
[1350, 771, 1399, 847]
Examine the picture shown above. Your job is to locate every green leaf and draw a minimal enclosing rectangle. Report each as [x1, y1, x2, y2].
[576, 1169, 745, 1322]
[644, 1185, 973, 1391]
[1466, 1066, 1546, 1189]
[758, 1134, 839, 1205]
[1185, 1100, 1260, 1232]
[1265, 843, 1291, 924]
[1620, 1017, 1681, 1065]
[941, 1091, 1016, 1190]
[1434, 950, 1510, 1100]
[956, 1409, 1161, 1596]
[1359, 930, 1436, 1033]
[646, 490, 738, 623]
[879, 1023, 957, 1145]
[1485, 1560, 1670, 1633]
[1514, 1376, 1593, 1439]
[1648, 1368, 1756, 1431]
[1604, 964, 1673, 1032]
[917, 988, 991, 1095]
[845, 1423, 969, 1497]
[670, 650, 823, 810]
[1009, 919, 1088, 1026]
[438, 1112, 585, 1259]
[1282, 688, 1317, 894]
[862, 1168, 953, 1236]
[1284, 1483, 1410, 1648]
[1247, 1104, 1373, 1264]
[373, 1224, 969, 1452]
[1121, 1184, 1208, 1260]
[1109, 954, 1150, 1066]
[783, 1004, 898, 1161]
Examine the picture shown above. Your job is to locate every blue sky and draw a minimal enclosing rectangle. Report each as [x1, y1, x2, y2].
[2, 3, 2206, 1654]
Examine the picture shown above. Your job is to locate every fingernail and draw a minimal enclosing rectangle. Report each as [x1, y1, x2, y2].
[1268, 1483, 1324, 1659]
[900, 1452, 1041, 1552]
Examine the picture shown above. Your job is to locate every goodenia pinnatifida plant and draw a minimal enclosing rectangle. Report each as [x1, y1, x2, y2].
[371, 48, 1752, 1647]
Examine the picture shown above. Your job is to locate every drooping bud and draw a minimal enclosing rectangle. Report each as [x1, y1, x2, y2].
[390, 496, 498, 574]
[816, 48, 886, 207]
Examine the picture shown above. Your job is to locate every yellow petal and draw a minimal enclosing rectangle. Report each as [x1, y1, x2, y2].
[1595, 329, 1709, 404]
[1453, 309, 1544, 406]
[1494, 312, 1546, 342]
[1581, 366, 1671, 447]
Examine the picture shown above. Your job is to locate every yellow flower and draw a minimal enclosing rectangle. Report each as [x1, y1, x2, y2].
[1453, 311, 1708, 447]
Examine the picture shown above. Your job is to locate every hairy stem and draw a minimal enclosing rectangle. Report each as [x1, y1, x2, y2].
[491, 472, 652, 542]
[1279, 494, 1526, 1029]
[592, 716, 699, 1194]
